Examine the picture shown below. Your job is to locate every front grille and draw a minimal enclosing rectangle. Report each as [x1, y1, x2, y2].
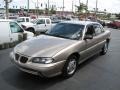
[15, 53, 20, 61]
[20, 56, 28, 63]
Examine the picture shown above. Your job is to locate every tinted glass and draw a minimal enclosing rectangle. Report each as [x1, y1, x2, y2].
[37, 19, 45, 24]
[26, 18, 29, 22]
[46, 23, 84, 40]
[46, 19, 50, 24]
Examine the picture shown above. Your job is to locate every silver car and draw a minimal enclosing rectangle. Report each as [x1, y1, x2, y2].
[10, 21, 111, 78]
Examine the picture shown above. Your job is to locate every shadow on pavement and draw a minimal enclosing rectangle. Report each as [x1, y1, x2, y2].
[1, 54, 101, 90]
[1, 66, 65, 90]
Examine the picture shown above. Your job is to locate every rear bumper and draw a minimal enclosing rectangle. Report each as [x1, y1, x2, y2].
[10, 52, 66, 78]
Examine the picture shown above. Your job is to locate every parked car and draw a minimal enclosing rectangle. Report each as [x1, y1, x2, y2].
[0, 19, 34, 49]
[16, 17, 31, 23]
[107, 20, 120, 29]
[10, 21, 111, 78]
[21, 18, 55, 34]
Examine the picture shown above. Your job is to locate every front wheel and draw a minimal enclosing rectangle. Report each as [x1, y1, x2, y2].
[27, 28, 36, 34]
[62, 55, 78, 78]
[100, 42, 109, 55]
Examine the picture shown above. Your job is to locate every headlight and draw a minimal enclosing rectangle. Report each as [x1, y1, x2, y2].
[32, 57, 54, 64]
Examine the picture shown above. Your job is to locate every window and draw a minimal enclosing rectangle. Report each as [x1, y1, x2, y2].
[26, 18, 29, 22]
[46, 23, 84, 40]
[10, 22, 23, 33]
[46, 19, 50, 24]
[93, 24, 103, 35]
[37, 19, 45, 24]
[86, 25, 95, 36]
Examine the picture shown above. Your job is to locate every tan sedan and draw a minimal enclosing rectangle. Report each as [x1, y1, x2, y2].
[10, 21, 111, 78]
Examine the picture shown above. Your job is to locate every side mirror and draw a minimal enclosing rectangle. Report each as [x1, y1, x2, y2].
[84, 34, 93, 40]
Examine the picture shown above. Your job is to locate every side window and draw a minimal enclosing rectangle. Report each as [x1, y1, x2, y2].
[10, 22, 23, 33]
[86, 25, 95, 36]
[46, 19, 50, 24]
[93, 24, 103, 35]
[37, 19, 45, 24]
[26, 18, 29, 22]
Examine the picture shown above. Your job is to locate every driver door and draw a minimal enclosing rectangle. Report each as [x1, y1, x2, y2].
[36, 19, 47, 32]
[84, 25, 98, 58]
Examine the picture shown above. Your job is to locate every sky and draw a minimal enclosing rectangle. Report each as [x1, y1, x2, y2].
[0, 0, 120, 13]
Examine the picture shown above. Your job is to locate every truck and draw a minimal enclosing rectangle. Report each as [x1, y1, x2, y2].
[21, 18, 55, 34]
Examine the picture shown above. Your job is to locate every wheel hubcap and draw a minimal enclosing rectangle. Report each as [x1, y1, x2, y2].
[67, 59, 76, 75]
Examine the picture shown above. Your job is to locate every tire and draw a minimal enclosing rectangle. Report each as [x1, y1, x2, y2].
[100, 42, 109, 55]
[27, 28, 36, 34]
[62, 55, 78, 78]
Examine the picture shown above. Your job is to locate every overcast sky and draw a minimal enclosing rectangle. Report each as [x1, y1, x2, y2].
[0, 0, 120, 13]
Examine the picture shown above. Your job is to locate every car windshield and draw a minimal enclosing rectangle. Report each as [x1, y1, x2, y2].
[46, 23, 84, 40]
[17, 18, 25, 23]
[31, 19, 37, 24]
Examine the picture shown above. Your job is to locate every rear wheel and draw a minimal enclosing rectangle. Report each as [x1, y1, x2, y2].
[62, 55, 78, 78]
[100, 42, 109, 55]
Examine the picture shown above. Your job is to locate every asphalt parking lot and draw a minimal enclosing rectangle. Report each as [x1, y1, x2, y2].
[0, 28, 120, 90]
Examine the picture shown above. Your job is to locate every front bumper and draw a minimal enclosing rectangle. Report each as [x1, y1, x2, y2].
[10, 52, 66, 78]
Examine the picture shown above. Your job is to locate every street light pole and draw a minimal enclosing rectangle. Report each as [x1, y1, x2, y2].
[36, 0, 39, 18]
[72, 0, 73, 13]
[95, 0, 98, 19]
[5, 0, 9, 19]
[63, 0, 64, 16]
[48, 0, 49, 15]
[79, 0, 81, 6]
[27, 0, 29, 13]
[86, 0, 88, 19]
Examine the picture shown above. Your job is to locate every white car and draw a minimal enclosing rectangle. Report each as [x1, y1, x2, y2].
[21, 18, 55, 34]
[0, 19, 34, 49]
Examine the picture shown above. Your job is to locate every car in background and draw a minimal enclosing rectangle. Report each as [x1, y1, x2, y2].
[107, 20, 120, 29]
[16, 17, 31, 23]
[10, 21, 111, 78]
[21, 18, 55, 34]
[0, 19, 34, 50]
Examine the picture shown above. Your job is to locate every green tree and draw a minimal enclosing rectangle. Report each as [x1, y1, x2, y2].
[50, 6, 56, 14]
[75, 3, 88, 14]
[115, 13, 120, 19]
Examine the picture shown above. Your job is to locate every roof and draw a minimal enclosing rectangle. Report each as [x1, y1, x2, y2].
[61, 21, 100, 26]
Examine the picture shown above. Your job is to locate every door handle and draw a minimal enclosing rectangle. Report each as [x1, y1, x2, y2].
[10, 38, 13, 41]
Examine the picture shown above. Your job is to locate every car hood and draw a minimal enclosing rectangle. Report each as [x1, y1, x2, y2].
[14, 35, 77, 57]
[21, 22, 35, 27]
